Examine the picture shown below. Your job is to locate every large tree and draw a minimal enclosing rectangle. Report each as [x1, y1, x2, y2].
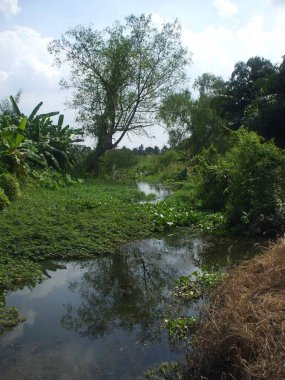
[159, 73, 226, 153]
[49, 14, 189, 170]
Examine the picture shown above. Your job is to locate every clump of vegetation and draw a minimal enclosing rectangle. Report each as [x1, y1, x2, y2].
[0, 254, 43, 291]
[98, 148, 138, 179]
[0, 173, 20, 201]
[145, 200, 226, 231]
[143, 362, 184, 380]
[0, 254, 43, 333]
[0, 303, 22, 334]
[191, 240, 285, 380]
[165, 316, 197, 339]
[31, 170, 83, 190]
[174, 270, 222, 300]
[0, 187, 10, 210]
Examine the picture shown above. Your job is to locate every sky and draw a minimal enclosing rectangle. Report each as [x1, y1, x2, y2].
[0, 0, 284, 148]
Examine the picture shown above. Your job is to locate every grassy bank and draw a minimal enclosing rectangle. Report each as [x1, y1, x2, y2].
[188, 239, 285, 380]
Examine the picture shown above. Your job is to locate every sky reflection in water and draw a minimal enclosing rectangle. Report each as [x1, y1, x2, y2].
[0, 229, 262, 379]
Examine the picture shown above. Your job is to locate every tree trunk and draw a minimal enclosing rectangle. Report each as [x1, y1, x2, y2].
[85, 143, 112, 174]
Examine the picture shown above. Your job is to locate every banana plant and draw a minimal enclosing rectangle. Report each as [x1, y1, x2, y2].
[1, 95, 83, 172]
[0, 115, 46, 172]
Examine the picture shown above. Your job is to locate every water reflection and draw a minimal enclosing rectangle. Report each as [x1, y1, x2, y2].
[137, 182, 171, 202]
[0, 229, 264, 380]
[61, 240, 191, 342]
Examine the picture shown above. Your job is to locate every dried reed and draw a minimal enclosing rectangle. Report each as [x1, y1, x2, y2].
[192, 239, 285, 380]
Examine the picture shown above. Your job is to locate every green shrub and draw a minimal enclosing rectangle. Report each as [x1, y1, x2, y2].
[157, 149, 179, 168]
[0, 174, 20, 201]
[224, 129, 285, 231]
[190, 146, 229, 211]
[31, 170, 82, 190]
[99, 148, 138, 178]
[0, 188, 10, 210]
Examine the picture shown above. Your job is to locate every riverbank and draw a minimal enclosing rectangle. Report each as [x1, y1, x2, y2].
[189, 238, 285, 380]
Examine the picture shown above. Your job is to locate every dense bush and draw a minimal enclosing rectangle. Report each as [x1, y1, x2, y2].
[190, 129, 285, 233]
[0, 187, 10, 210]
[224, 129, 285, 232]
[98, 148, 138, 178]
[190, 146, 229, 211]
[0, 173, 20, 201]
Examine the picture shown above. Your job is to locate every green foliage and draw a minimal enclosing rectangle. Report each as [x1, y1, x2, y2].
[144, 362, 184, 380]
[0, 187, 10, 210]
[0, 303, 21, 334]
[0, 95, 83, 175]
[0, 181, 154, 261]
[159, 75, 226, 154]
[174, 270, 222, 300]
[0, 173, 20, 201]
[224, 129, 285, 230]
[145, 198, 226, 232]
[0, 115, 41, 173]
[0, 254, 43, 291]
[98, 148, 138, 178]
[183, 129, 285, 233]
[30, 170, 83, 190]
[190, 146, 229, 211]
[165, 316, 197, 339]
[49, 14, 189, 167]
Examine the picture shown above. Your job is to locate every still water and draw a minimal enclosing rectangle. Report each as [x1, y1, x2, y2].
[0, 229, 262, 380]
[136, 182, 171, 202]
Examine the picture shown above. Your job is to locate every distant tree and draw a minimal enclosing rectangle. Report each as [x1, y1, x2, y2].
[241, 56, 285, 146]
[153, 145, 160, 155]
[193, 72, 225, 97]
[159, 75, 226, 153]
[49, 14, 190, 172]
[159, 89, 192, 147]
[215, 57, 277, 131]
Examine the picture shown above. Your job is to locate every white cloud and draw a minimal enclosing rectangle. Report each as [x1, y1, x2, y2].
[0, 0, 20, 16]
[0, 26, 75, 124]
[182, 12, 285, 83]
[0, 26, 55, 79]
[150, 12, 166, 27]
[212, 0, 238, 17]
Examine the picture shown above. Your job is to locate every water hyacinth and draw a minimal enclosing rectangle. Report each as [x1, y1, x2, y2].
[144, 200, 226, 231]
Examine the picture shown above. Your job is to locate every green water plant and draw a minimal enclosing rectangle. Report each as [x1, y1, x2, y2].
[143, 362, 184, 380]
[0, 303, 21, 334]
[174, 270, 222, 300]
[165, 316, 197, 339]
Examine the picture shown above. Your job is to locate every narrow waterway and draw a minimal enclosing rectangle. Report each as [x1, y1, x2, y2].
[0, 184, 263, 380]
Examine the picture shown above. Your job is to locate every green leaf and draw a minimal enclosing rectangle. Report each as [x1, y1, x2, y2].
[28, 102, 43, 121]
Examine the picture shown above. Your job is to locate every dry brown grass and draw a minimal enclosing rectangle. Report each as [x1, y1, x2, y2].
[192, 239, 285, 380]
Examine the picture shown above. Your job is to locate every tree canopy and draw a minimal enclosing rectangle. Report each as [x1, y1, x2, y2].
[49, 14, 190, 170]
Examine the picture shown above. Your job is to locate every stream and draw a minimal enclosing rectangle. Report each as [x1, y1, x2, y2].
[0, 183, 263, 380]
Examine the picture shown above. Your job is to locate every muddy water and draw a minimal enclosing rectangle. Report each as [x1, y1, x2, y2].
[0, 229, 262, 380]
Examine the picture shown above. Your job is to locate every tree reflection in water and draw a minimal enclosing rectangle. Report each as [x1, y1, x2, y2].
[61, 242, 182, 342]
[61, 231, 263, 342]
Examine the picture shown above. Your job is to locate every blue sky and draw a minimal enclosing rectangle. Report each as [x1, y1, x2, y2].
[0, 0, 284, 148]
